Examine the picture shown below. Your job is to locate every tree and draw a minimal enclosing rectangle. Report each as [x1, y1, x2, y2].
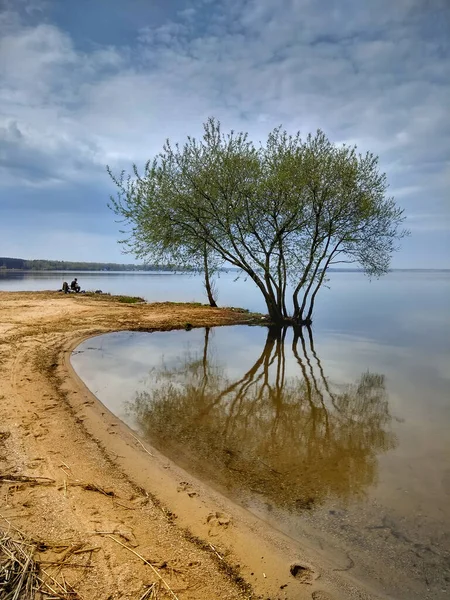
[108, 118, 407, 324]
[107, 161, 221, 306]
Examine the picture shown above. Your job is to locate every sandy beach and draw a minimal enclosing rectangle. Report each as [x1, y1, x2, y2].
[0, 291, 379, 600]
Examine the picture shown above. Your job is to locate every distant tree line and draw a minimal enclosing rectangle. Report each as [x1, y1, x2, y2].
[0, 257, 187, 272]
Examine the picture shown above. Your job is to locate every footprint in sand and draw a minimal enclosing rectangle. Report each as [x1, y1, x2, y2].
[177, 481, 198, 497]
[311, 592, 334, 600]
[290, 563, 318, 584]
[206, 511, 231, 536]
[27, 457, 46, 469]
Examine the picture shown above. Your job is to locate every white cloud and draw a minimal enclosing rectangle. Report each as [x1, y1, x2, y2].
[406, 213, 450, 233]
[0, 0, 448, 262]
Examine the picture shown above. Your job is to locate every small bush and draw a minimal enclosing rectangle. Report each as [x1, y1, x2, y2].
[116, 295, 145, 304]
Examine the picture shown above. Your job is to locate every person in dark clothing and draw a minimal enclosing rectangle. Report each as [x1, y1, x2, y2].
[62, 281, 69, 293]
[70, 278, 81, 292]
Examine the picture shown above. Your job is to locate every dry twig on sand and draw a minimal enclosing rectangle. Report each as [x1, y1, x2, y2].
[0, 474, 55, 485]
[0, 528, 64, 599]
[0, 517, 96, 599]
[138, 581, 162, 599]
[131, 433, 155, 457]
[59, 481, 116, 496]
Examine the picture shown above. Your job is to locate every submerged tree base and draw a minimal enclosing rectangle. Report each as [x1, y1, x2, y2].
[268, 316, 313, 327]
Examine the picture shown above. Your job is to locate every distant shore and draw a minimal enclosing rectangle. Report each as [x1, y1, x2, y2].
[2, 266, 448, 274]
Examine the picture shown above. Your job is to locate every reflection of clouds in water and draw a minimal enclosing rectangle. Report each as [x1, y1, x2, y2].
[72, 331, 165, 415]
[317, 332, 450, 413]
[433, 358, 450, 382]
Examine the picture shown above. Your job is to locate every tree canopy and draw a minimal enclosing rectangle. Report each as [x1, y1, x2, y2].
[108, 118, 407, 324]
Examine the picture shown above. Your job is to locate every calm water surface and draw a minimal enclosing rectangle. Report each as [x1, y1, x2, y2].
[9, 270, 449, 598]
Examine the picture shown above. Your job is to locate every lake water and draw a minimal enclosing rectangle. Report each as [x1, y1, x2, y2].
[3, 270, 450, 597]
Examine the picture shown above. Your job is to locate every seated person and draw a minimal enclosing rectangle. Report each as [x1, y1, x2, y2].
[70, 278, 81, 292]
[62, 281, 69, 294]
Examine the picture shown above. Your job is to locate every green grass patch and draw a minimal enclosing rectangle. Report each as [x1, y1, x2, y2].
[80, 292, 145, 303]
[115, 295, 146, 304]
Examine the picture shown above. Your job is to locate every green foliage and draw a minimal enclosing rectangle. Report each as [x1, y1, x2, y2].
[0, 257, 26, 270]
[108, 118, 408, 323]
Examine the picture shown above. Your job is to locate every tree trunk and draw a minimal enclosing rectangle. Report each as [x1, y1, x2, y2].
[265, 297, 288, 324]
[203, 244, 217, 307]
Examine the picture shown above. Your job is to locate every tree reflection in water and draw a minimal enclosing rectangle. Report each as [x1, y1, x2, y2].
[129, 326, 397, 511]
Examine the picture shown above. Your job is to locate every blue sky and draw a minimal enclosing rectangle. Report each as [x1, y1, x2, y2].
[0, 0, 449, 267]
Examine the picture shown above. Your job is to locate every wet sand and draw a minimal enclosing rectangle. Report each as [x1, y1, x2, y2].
[0, 291, 382, 599]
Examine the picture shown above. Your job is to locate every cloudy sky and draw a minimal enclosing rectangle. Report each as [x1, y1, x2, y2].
[0, 0, 449, 267]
